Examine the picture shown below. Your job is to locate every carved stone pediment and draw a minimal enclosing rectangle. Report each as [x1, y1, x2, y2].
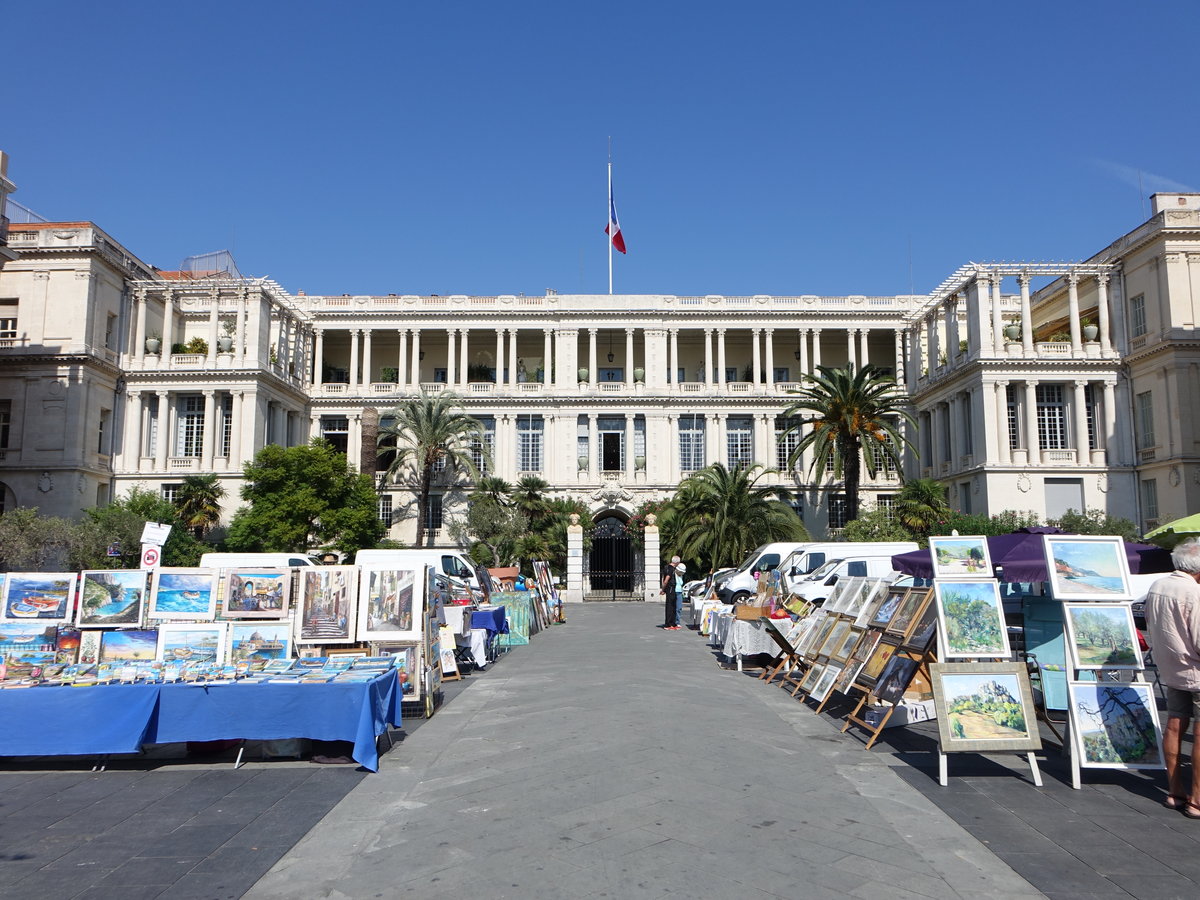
[591, 481, 633, 506]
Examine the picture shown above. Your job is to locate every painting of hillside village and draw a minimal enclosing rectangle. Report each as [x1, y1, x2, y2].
[1069, 682, 1164, 769]
[931, 663, 1041, 752]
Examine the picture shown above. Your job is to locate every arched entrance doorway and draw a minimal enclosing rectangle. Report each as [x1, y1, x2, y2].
[588, 514, 634, 599]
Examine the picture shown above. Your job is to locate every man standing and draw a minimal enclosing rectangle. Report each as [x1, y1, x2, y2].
[661, 555, 682, 630]
[1144, 537, 1200, 817]
[673, 560, 686, 627]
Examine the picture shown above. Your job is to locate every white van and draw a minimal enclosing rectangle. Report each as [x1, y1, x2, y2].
[199, 552, 318, 568]
[353, 548, 487, 593]
[714, 542, 810, 604]
[791, 555, 902, 605]
[779, 542, 917, 594]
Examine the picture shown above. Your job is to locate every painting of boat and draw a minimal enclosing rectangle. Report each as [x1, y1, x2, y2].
[230, 623, 291, 662]
[3, 573, 77, 623]
[149, 569, 217, 620]
[155, 623, 228, 665]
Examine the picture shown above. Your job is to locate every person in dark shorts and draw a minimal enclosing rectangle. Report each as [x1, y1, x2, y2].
[1144, 538, 1200, 817]
[661, 555, 682, 630]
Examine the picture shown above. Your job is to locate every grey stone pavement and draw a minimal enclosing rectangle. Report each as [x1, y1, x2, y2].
[244, 603, 1042, 900]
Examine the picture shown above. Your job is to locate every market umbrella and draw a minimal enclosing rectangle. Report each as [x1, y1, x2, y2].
[890, 527, 1173, 583]
[1144, 512, 1200, 550]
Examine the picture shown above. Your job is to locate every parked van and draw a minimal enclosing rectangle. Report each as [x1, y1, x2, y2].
[199, 552, 318, 568]
[779, 542, 917, 594]
[353, 548, 488, 594]
[790, 555, 902, 605]
[714, 542, 810, 603]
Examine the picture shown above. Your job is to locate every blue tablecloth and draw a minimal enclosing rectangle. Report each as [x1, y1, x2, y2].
[152, 671, 401, 771]
[0, 683, 161, 757]
[0, 671, 401, 771]
[471, 606, 509, 634]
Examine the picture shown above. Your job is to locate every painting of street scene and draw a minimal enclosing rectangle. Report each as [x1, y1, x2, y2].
[222, 569, 291, 618]
[929, 537, 991, 578]
[229, 623, 292, 668]
[1069, 682, 1163, 769]
[1045, 537, 1130, 600]
[358, 569, 419, 640]
[79, 570, 146, 627]
[299, 567, 357, 643]
[3, 573, 77, 622]
[1064, 604, 1142, 670]
[935, 580, 1010, 658]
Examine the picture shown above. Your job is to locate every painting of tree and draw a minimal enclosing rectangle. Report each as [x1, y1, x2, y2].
[1069, 682, 1164, 768]
[934, 580, 1010, 658]
[1064, 604, 1142, 670]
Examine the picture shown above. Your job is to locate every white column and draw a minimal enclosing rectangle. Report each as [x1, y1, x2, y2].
[155, 391, 170, 469]
[667, 414, 680, 483]
[588, 413, 598, 473]
[349, 413, 362, 471]
[565, 517, 583, 603]
[751, 328, 762, 387]
[704, 328, 714, 386]
[893, 329, 903, 380]
[411, 330, 422, 385]
[847, 328, 857, 369]
[991, 275, 1005, 355]
[670, 329, 680, 384]
[1097, 273, 1112, 355]
[947, 395, 960, 472]
[995, 381, 1011, 465]
[349, 330, 361, 388]
[716, 413, 728, 468]
[945, 298, 958, 359]
[1018, 275, 1034, 354]
[231, 390, 244, 467]
[446, 328, 457, 386]
[859, 327, 869, 367]
[201, 390, 216, 469]
[812, 328, 822, 369]
[313, 329, 324, 385]
[458, 329, 469, 385]
[543, 329, 552, 385]
[134, 289, 147, 365]
[162, 291, 175, 366]
[799, 328, 809, 378]
[362, 329, 373, 386]
[716, 328, 726, 385]
[1067, 274, 1082, 353]
[1024, 381, 1041, 466]
[625, 328, 634, 386]
[588, 329, 598, 386]
[1074, 380, 1090, 465]
[643, 520, 660, 604]
[625, 413, 635, 477]
[235, 290, 247, 367]
[397, 329, 408, 388]
[508, 327, 518, 385]
[126, 392, 143, 473]
[927, 314, 939, 370]
[765, 329, 775, 389]
[495, 329, 505, 386]
[1102, 380, 1117, 464]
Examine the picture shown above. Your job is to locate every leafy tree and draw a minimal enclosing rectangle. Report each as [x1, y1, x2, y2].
[841, 505, 917, 543]
[74, 487, 204, 569]
[448, 478, 523, 566]
[780, 363, 914, 523]
[225, 440, 385, 556]
[174, 473, 225, 538]
[669, 463, 809, 570]
[510, 475, 552, 529]
[1049, 507, 1141, 542]
[929, 509, 1042, 540]
[0, 507, 76, 571]
[378, 392, 485, 548]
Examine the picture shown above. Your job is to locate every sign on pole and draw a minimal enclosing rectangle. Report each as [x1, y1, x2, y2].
[141, 522, 173, 546]
[140, 543, 162, 570]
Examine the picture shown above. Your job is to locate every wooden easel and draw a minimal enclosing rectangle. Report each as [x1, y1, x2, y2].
[841, 649, 933, 750]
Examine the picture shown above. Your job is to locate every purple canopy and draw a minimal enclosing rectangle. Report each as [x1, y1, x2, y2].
[890, 527, 1173, 583]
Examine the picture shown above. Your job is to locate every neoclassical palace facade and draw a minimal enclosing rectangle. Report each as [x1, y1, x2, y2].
[1, 150, 1198, 590]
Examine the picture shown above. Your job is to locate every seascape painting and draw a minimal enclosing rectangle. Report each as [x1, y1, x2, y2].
[931, 663, 1041, 752]
[0, 623, 58, 655]
[929, 537, 992, 579]
[229, 623, 293, 668]
[299, 566, 358, 643]
[2, 573, 77, 623]
[149, 569, 218, 620]
[156, 623, 228, 665]
[1064, 603, 1142, 670]
[1068, 682, 1163, 769]
[357, 568, 420, 641]
[221, 569, 291, 618]
[99, 629, 159, 662]
[1045, 536, 1131, 600]
[935, 580, 1010, 659]
[78, 570, 147, 627]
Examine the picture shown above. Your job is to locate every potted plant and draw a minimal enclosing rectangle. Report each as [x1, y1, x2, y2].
[1081, 317, 1099, 342]
[184, 336, 209, 355]
[577, 367, 589, 382]
[1048, 329, 1071, 343]
[144, 333, 161, 354]
[217, 319, 235, 353]
[1003, 320, 1021, 341]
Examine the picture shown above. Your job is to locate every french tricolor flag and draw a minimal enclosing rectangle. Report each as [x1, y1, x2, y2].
[605, 181, 626, 254]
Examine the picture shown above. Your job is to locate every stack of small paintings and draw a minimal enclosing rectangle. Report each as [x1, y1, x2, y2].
[934, 580, 1010, 659]
[1066, 681, 1163, 769]
[930, 662, 1042, 753]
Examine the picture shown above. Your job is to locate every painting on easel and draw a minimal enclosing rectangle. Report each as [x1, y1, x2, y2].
[930, 662, 1041, 753]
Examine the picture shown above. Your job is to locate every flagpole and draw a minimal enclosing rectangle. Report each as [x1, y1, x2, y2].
[607, 159, 613, 295]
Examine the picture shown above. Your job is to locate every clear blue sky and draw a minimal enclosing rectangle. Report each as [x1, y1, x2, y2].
[6, 1, 1197, 298]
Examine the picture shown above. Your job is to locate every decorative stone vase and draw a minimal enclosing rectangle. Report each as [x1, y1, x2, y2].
[144, 337, 161, 354]
[217, 335, 234, 353]
[635, 456, 646, 471]
[1083, 324, 1099, 342]
[577, 455, 589, 471]
[577, 367, 589, 382]
[633, 367, 645, 383]
[1003, 324, 1020, 341]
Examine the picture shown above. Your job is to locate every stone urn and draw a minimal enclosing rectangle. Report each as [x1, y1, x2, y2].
[635, 455, 646, 471]
[577, 367, 589, 382]
[217, 335, 234, 353]
[633, 367, 645, 383]
[144, 337, 161, 354]
[1003, 324, 1020, 342]
[577, 455, 589, 471]
[1083, 324, 1099, 342]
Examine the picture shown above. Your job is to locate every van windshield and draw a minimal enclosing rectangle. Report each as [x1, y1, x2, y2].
[733, 546, 770, 574]
[807, 558, 845, 579]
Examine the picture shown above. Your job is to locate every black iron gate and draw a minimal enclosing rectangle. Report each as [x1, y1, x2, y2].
[589, 516, 633, 596]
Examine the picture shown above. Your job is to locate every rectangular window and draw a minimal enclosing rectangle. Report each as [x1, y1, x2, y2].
[425, 494, 443, 531]
[161, 483, 181, 504]
[598, 416, 625, 472]
[876, 494, 896, 521]
[1036, 384, 1067, 450]
[633, 416, 646, 461]
[175, 395, 204, 457]
[0, 399, 10, 449]
[773, 367, 790, 383]
[1136, 391, 1155, 449]
[726, 417, 753, 468]
[471, 416, 495, 476]
[961, 395, 973, 456]
[679, 414, 705, 473]
[1141, 479, 1159, 524]
[516, 415, 543, 473]
[221, 395, 233, 458]
[1085, 385, 1098, 450]
[104, 313, 118, 350]
[775, 417, 801, 472]
[322, 416, 349, 455]
[378, 494, 393, 527]
[97, 408, 111, 454]
[576, 415, 589, 470]
[1130, 293, 1146, 338]
[1006, 385, 1020, 450]
[828, 494, 849, 530]
[0, 298, 17, 339]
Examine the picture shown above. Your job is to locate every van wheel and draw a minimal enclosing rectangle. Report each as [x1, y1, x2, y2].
[731, 591, 751, 604]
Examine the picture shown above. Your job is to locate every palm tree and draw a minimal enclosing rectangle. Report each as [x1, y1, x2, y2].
[894, 477, 950, 537]
[510, 475, 551, 528]
[378, 392, 486, 547]
[174, 474, 225, 539]
[669, 463, 809, 569]
[472, 476, 512, 505]
[780, 363, 914, 524]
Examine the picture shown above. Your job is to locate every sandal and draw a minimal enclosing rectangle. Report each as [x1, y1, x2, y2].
[1181, 803, 1200, 820]
[1165, 795, 1187, 809]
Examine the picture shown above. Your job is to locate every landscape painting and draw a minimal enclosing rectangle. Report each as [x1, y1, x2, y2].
[221, 569, 291, 619]
[78, 570, 147, 627]
[929, 536, 992, 579]
[357, 568, 421, 641]
[869, 588, 906, 630]
[931, 662, 1041, 752]
[886, 589, 932, 639]
[149, 569, 218, 620]
[811, 663, 842, 702]
[1044, 536, 1131, 600]
[156, 623, 228, 665]
[0, 623, 58, 656]
[298, 566, 358, 644]
[903, 600, 940, 653]
[1068, 682, 1163, 769]
[99, 629, 159, 662]
[935, 580, 1011, 659]
[3, 573, 77, 623]
[1063, 603, 1143, 670]
[229, 623, 293, 668]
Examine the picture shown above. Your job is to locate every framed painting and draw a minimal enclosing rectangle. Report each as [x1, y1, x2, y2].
[1063, 603, 1143, 670]
[820, 579, 853, 614]
[78, 570, 147, 627]
[808, 615, 839, 659]
[902, 599, 940, 654]
[820, 619, 852, 659]
[834, 633, 878, 693]
[55, 625, 81, 664]
[799, 662, 824, 694]
[228, 622, 293, 669]
[811, 663, 843, 703]
[1067, 681, 1163, 769]
[935, 580, 1011, 659]
[298, 566, 358, 644]
[872, 654, 920, 705]
[929, 536, 992, 579]
[220, 569, 292, 619]
[854, 579, 889, 628]
[868, 586, 906, 631]
[930, 662, 1041, 752]
[99, 628, 159, 663]
[3, 572, 77, 624]
[1043, 535, 1132, 601]
[886, 588, 932, 640]
[0, 624, 59, 657]
[156, 623, 229, 665]
[829, 625, 863, 663]
[149, 569, 218, 621]
[357, 568, 422, 642]
[857, 638, 900, 688]
[78, 629, 102, 665]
